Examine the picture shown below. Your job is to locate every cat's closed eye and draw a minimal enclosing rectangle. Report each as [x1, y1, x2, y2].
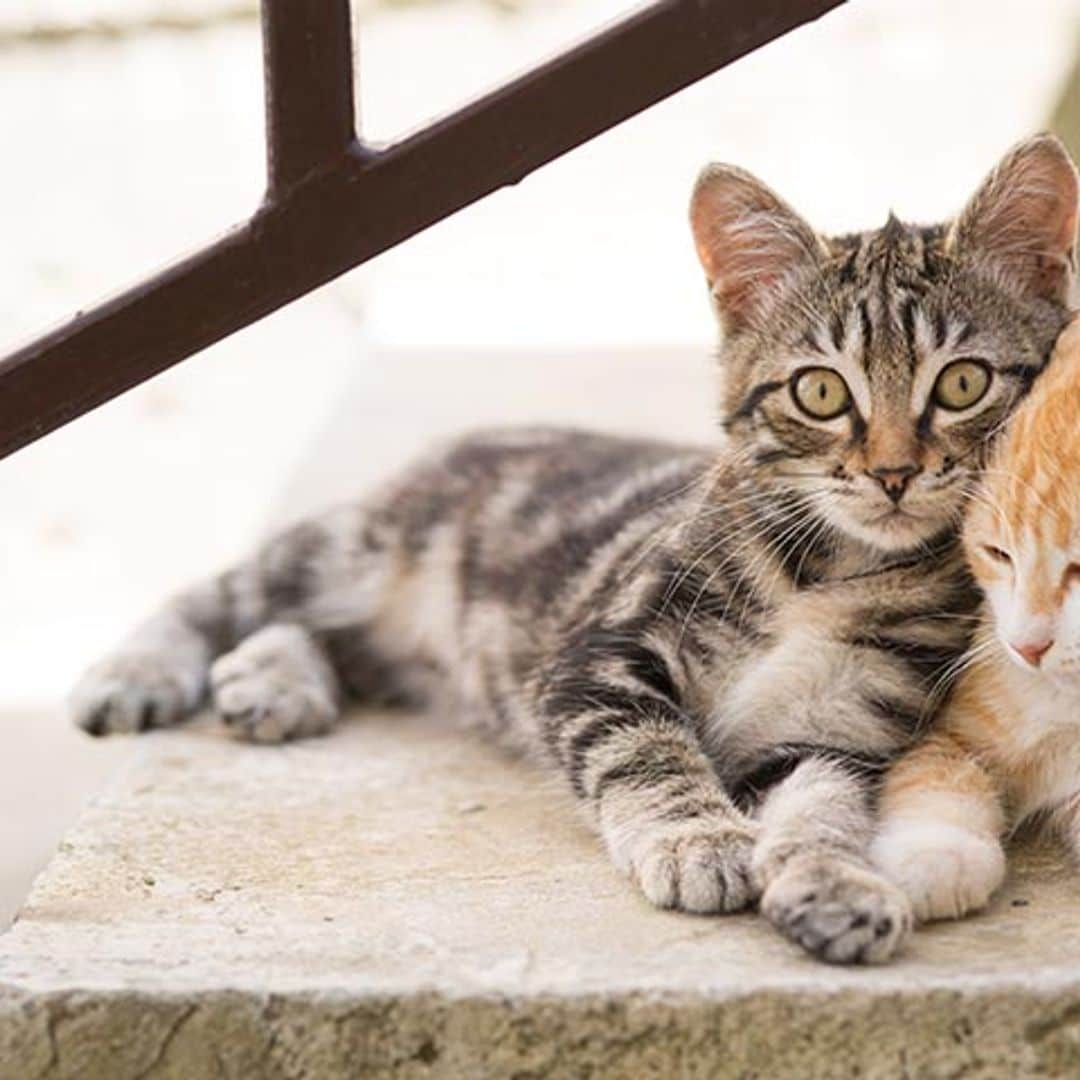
[982, 544, 1012, 565]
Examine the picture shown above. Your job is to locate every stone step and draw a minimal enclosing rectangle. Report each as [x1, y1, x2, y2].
[3, 714, 1080, 1077]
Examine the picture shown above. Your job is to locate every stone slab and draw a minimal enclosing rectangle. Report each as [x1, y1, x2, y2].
[3, 714, 1080, 1077]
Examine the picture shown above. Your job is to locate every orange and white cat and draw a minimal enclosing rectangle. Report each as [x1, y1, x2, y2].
[873, 316, 1080, 921]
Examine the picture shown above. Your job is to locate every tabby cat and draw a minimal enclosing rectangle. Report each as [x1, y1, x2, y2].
[71, 135, 1077, 963]
[874, 316, 1080, 921]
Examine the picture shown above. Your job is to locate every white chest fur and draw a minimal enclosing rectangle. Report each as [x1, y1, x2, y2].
[705, 591, 906, 767]
[999, 661, 1080, 821]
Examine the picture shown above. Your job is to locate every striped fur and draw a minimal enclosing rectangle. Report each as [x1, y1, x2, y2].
[72, 136, 1077, 964]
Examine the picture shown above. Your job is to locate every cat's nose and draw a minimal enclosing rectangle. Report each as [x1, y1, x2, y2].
[1013, 639, 1054, 667]
[867, 463, 922, 504]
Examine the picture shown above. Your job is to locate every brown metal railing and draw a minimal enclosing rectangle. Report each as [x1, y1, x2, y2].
[0, 0, 845, 462]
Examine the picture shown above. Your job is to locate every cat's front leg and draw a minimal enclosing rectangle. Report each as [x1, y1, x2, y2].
[592, 720, 759, 913]
[540, 661, 757, 913]
[872, 732, 1006, 923]
[754, 756, 913, 963]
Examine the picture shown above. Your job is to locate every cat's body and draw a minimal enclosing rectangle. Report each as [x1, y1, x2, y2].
[72, 136, 1078, 963]
[875, 318, 1080, 921]
[73, 424, 976, 960]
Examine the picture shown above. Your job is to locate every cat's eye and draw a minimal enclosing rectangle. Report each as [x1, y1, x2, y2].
[982, 544, 1012, 565]
[933, 360, 991, 411]
[791, 368, 852, 420]
[1067, 563, 1080, 587]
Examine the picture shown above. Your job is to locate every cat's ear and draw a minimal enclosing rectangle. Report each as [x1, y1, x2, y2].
[949, 134, 1079, 304]
[690, 164, 824, 332]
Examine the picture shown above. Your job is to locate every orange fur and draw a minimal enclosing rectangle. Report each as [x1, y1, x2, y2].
[874, 315, 1080, 921]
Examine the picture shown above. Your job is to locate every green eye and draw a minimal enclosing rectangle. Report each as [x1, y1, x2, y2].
[792, 368, 852, 420]
[933, 360, 990, 411]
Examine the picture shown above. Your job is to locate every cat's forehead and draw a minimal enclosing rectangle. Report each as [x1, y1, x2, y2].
[783, 217, 963, 380]
[979, 446, 1080, 550]
[827, 216, 949, 290]
[820, 219, 956, 370]
[988, 346, 1080, 533]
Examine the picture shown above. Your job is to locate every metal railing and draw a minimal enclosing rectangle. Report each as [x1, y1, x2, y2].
[0, 0, 844, 461]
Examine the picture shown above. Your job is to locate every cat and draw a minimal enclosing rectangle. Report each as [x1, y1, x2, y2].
[70, 134, 1077, 964]
[873, 315, 1080, 922]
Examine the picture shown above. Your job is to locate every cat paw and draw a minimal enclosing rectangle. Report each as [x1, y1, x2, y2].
[761, 855, 912, 964]
[871, 822, 1005, 923]
[210, 626, 339, 744]
[70, 651, 201, 736]
[627, 822, 759, 914]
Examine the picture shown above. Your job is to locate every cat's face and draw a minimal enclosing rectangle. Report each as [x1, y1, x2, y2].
[690, 136, 1078, 554]
[965, 320, 1080, 683]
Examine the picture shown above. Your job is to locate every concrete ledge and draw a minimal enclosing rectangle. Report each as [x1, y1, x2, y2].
[3, 715, 1080, 1078]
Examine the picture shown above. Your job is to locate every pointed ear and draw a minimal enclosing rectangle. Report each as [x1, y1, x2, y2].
[949, 134, 1079, 303]
[689, 164, 824, 331]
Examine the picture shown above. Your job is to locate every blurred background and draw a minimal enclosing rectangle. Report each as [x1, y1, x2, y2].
[0, 0, 1078, 924]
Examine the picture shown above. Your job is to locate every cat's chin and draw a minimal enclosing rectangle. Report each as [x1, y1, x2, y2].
[832, 506, 947, 554]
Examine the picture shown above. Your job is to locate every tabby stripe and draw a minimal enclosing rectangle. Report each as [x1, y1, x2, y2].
[864, 693, 927, 735]
[657, 561, 768, 630]
[849, 411, 868, 445]
[931, 308, 948, 351]
[259, 522, 330, 612]
[858, 298, 873, 352]
[851, 633, 961, 685]
[655, 797, 734, 822]
[561, 711, 643, 795]
[899, 296, 918, 365]
[1000, 362, 1044, 392]
[916, 399, 935, 437]
[543, 681, 664, 725]
[757, 410, 833, 458]
[592, 743, 698, 801]
[731, 743, 889, 807]
[529, 483, 681, 572]
[654, 778, 695, 801]
[622, 642, 681, 703]
[550, 631, 684, 707]
[556, 695, 690, 796]
[725, 380, 785, 427]
[753, 447, 796, 467]
[837, 244, 859, 284]
[829, 312, 846, 351]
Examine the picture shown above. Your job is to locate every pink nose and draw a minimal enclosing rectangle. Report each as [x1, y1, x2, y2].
[1013, 639, 1054, 667]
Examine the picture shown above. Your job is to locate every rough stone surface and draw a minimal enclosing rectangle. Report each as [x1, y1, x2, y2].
[3, 715, 1080, 1077]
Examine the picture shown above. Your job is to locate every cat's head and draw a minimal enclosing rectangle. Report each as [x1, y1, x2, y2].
[690, 134, 1078, 553]
[964, 319, 1080, 681]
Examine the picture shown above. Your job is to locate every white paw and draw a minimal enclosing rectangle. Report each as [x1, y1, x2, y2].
[624, 821, 759, 914]
[70, 651, 203, 736]
[761, 855, 912, 964]
[872, 821, 1005, 923]
[210, 627, 338, 744]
